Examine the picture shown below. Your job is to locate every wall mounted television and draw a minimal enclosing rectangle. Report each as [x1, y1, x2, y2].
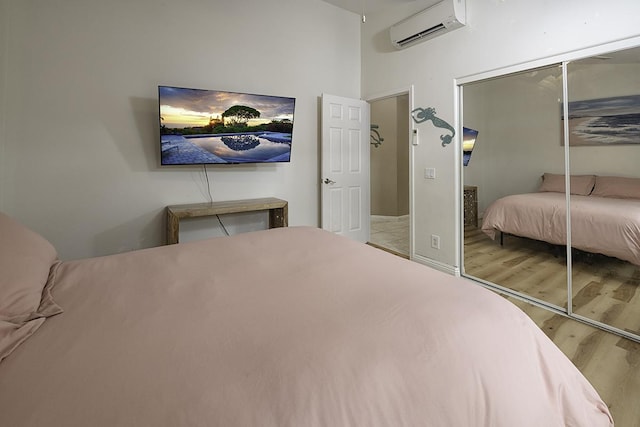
[462, 127, 478, 166]
[159, 86, 296, 165]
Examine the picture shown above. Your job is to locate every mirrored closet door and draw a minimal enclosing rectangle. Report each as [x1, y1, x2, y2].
[461, 44, 640, 342]
[461, 63, 568, 311]
[566, 48, 640, 336]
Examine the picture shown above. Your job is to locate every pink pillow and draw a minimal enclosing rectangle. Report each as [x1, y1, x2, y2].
[0, 212, 58, 322]
[538, 173, 595, 196]
[592, 176, 640, 199]
[0, 212, 62, 361]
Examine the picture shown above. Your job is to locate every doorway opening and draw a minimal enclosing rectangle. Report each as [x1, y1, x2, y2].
[368, 93, 411, 258]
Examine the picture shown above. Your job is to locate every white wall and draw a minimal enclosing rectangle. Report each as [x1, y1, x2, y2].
[361, 0, 640, 268]
[0, 0, 361, 260]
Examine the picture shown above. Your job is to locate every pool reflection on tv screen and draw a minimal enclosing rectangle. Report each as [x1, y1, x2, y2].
[159, 86, 296, 165]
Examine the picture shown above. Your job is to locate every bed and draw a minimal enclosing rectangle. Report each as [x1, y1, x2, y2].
[482, 173, 640, 266]
[0, 212, 613, 426]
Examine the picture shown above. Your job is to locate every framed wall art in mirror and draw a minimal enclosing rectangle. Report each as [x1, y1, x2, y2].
[562, 94, 640, 146]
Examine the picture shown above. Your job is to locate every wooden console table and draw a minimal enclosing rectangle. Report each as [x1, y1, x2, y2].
[166, 197, 288, 244]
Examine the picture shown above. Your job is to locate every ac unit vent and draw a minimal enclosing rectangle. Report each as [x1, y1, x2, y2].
[389, 0, 465, 49]
[396, 23, 446, 46]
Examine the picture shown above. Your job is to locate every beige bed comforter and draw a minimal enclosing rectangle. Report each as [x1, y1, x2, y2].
[0, 227, 612, 426]
[482, 192, 640, 266]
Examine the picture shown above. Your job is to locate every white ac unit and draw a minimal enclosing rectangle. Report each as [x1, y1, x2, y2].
[389, 0, 466, 49]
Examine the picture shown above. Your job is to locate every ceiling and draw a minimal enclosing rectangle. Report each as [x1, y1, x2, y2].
[320, 1, 640, 65]
[321, 0, 420, 15]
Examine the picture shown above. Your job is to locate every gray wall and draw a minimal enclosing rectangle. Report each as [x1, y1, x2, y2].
[0, 0, 361, 259]
[370, 95, 409, 217]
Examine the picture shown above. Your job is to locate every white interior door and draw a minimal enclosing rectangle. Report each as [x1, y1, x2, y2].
[321, 93, 370, 243]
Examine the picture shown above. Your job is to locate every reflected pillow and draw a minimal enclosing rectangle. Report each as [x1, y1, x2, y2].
[592, 176, 640, 199]
[538, 173, 595, 196]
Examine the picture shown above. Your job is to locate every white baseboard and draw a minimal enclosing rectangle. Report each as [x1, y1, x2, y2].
[411, 253, 460, 276]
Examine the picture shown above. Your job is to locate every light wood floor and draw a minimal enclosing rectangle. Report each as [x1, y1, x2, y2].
[464, 226, 640, 426]
[464, 227, 640, 335]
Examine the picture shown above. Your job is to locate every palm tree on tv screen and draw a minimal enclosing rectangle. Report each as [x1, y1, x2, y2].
[222, 105, 261, 127]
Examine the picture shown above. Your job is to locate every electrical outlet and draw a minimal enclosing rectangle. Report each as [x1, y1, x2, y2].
[431, 234, 440, 249]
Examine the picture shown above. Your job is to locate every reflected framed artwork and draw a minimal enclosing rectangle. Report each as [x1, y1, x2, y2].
[562, 94, 640, 146]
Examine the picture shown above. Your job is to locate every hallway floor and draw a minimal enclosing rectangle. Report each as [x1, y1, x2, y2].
[369, 215, 409, 257]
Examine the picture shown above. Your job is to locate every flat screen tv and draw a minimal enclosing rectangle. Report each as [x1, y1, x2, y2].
[462, 127, 478, 167]
[159, 86, 296, 165]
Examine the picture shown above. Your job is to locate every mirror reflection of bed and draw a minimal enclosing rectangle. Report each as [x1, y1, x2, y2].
[460, 45, 640, 342]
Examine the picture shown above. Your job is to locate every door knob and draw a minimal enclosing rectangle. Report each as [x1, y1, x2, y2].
[323, 178, 336, 184]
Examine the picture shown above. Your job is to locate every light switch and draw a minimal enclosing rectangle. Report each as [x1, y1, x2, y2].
[425, 168, 436, 179]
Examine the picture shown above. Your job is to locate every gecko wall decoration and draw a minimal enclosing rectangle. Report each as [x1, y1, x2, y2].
[411, 107, 455, 147]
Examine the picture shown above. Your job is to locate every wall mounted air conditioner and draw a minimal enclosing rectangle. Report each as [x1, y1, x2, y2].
[389, 0, 466, 49]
